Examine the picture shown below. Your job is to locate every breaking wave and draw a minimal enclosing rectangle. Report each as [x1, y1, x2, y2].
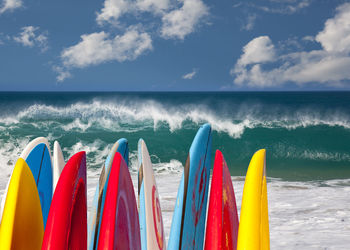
[0, 99, 349, 138]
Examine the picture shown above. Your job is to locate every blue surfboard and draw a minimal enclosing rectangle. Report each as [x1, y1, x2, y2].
[88, 138, 129, 250]
[20, 137, 53, 229]
[168, 123, 212, 250]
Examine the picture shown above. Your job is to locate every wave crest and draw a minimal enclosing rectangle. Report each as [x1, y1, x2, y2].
[0, 99, 349, 138]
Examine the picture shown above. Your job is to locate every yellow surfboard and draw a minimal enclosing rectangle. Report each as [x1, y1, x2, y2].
[0, 158, 44, 250]
[237, 149, 270, 250]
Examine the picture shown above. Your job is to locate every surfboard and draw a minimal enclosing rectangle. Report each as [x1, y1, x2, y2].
[53, 141, 65, 191]
[168, 123, 212, 250]
[237, 149, 270, 250]
[0, 158, 44, 250]
[19, 137, 53, 228]
[97, 152, 141, 250]
[42, 151, 87, 250]
[88, 138, 129, 250]
[204, 150, 239, 250]
[138, 139, 166, 250]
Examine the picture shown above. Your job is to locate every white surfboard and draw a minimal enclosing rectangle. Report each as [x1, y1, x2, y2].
[53, 141, 65, 191]
[138, 139, 166, 250]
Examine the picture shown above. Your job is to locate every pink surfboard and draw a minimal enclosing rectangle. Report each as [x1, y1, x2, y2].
[97, 152, 141, 250]
[205, 150, 239, 250]
[42, 151, 87, 250]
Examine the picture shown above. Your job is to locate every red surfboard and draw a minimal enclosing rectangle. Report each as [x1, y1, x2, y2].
[205, 150, 239, 250]
[42, 151, 87, 250]
[97, 152, 141, 250]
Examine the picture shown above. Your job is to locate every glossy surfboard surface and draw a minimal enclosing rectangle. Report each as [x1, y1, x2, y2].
[138, 139, 165, 250]
[42, 151, 87, 250]
[168, 123, 212, 250]
[20, 137, 53, 228]
[205, 150, 239, 250]
[237, 149, 270, 250]
[0, 158, 44, 250]
[53, 141, 65, 191]
[88, 138, 129, 250]
[97, 152, 141, 250]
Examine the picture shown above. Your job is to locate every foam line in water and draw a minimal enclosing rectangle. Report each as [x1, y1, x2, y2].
[0, 100, 349, 138]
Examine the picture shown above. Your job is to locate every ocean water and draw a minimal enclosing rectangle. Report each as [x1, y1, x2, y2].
[0, 92, 349, 249]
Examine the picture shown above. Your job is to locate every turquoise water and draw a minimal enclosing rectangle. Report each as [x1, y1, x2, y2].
[0, 91, 350, 249]
[0, 91, 349, 180]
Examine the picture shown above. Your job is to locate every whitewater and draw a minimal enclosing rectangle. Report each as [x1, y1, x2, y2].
[0, 92, 349, 249]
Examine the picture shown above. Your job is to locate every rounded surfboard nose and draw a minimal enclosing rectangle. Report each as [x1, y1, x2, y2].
[42, 151, 87, 250]
[98, 152, 141, 250]
[237, 149, 270, 250]
[138, 139, 165, 250]
[205, 150, 239, 250]
[20, 137, 53, 228]
[0, 158, 44, 250]
[168, 123, 212, 250]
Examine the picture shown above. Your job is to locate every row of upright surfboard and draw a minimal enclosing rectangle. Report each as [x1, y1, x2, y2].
[0, 123, 269, 250]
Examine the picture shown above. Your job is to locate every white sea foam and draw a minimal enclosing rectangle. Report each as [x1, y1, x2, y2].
[0, 100, 349, 138]
[0, 137, 349, 249]
[87, 167, 350, 249]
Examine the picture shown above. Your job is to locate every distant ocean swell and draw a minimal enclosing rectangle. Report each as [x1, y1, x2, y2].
[0, 99, 349, 138]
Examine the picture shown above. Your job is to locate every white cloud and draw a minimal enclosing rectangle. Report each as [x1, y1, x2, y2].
[96, 0, 170, 25]
[182, 68, 197, 79]
[255, 0, 312, 15]
[241, 14, 257, 31]
[315, 3, 350, 53]
[61, 27, 152, 68]
[13, 26, 49, 52]
[96, 0, 131, 25]
[52, 66, 72, 82]
[96, 0, 208, 40]
[160, 0, 208, 40]
[231, 3, 350, 88]
[57, 0, 209, 81]
[0, 0, 22, 14]
[136, 0, 170, 13]
[237, 36, 276, 66]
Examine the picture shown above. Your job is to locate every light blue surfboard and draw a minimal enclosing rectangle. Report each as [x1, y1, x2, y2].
[20, 137, 53, 229]
[168, 123, 212, 250]
[88, 138, 129, 250]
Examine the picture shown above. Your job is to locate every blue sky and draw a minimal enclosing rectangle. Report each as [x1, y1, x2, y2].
[0, 0, 350, 91]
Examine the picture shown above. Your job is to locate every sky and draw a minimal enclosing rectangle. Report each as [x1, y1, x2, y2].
[0, 0, 350, 91]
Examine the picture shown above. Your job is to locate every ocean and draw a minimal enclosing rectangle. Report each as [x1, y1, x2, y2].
[0, 91, 349, 249]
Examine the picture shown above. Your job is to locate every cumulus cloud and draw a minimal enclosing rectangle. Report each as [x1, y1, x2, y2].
[57, 0, 209, 81]
[96, 0, 170, 25]
[231, 2, 350, 88]
[55, 27, 152, 81]
[315, 3, 350, 53]
[96, 0, 208, 40]
[160, 0, 208, 40]
[0, 0, 22, 14]
[182, 68, 198, 79]
[237, 36, 276, 66]
[61, 27, 152, 68]
[13, 26, 49, 52]
[96, 0, 131, 25]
